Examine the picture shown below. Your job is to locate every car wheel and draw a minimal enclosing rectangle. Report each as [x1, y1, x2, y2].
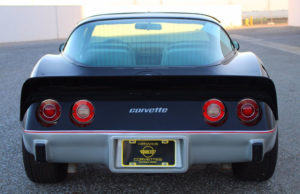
[232, 133, 278, 181]
[22, 139, 68, 183]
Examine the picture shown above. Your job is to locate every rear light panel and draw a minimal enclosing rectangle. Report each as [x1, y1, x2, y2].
[71, 100, 95, 126]
[36, 98, 260, 128]
[203, 98, 226, 126]
[237, 98, 261, 125]
[37, 99, 61, 126]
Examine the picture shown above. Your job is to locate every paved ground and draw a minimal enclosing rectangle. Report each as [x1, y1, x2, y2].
[0, 26, 300, 193]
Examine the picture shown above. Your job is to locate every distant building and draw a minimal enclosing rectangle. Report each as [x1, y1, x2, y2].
[0, 0, 293, 43]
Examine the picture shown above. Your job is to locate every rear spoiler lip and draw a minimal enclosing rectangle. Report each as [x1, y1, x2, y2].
[20, 75, 278, 121]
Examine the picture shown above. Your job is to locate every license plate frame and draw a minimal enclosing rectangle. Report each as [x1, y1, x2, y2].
[121, 139, 176, 167]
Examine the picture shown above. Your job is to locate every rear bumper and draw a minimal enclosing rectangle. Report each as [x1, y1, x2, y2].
[23, 127, 277, 173]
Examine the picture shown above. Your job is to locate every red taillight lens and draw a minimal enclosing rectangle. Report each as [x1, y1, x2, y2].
[203, 99, 226, 125]
[237, 98, 260, 125]
[72, 100, 95, 126]
[38, 99, 61, 125]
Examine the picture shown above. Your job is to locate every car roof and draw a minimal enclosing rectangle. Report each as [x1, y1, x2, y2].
[77, 12, 220, 26]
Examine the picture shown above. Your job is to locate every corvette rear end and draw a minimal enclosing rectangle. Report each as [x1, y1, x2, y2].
[20, 13, 278, 183]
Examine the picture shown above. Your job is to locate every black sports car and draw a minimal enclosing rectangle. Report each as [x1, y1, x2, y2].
[21, 13, 278, 183]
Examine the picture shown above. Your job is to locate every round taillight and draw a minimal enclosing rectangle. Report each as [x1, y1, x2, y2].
[72, 100, 95, 125]
[38, 99, 61, 125]
[203, 99, 226, 125]
[237, 98, 260, 125]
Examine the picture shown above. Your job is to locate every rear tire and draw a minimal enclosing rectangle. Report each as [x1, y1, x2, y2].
[232, 133, 278, 181]
[22, 139, 67, 183]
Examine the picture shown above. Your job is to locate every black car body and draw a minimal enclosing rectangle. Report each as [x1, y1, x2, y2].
[21, 13, 278, 183]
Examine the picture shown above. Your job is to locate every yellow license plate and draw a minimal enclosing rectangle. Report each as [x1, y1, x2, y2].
[121, 139, 176, 167]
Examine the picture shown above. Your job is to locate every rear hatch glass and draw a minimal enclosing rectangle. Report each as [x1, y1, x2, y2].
[64, 18, 233, 67]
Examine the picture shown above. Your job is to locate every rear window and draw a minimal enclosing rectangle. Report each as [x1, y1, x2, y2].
[64, 19, 233, 67]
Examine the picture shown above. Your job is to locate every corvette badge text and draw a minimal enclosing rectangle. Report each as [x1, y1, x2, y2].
[129, 107, 168, 113]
